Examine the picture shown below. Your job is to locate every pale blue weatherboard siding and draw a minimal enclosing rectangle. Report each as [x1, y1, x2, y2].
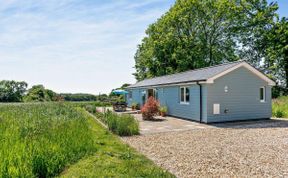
[127, 85, 202, 121]
[206, 67, 272, 123]
[159, 85, 201, 121]
[127, 89, 143, 107]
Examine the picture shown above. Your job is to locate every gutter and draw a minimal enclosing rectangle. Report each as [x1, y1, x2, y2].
[126, 79, 207, 89]
[196, 82, 203, 123]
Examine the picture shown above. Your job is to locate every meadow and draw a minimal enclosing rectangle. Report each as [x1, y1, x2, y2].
[272, 96, 288, 118]
[0, 103, 96, 177]
[0, 103, 173, 177]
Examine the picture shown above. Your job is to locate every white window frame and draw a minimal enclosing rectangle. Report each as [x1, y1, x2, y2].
[180, 86, 190, 104]
[260, 86, 265, 102]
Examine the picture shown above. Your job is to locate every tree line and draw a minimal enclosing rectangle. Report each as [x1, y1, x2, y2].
[134, 0, 287, 96]
[0, 80, 110, 102]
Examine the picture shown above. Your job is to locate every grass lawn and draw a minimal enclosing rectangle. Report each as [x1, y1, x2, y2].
[61, 112, 174, 177]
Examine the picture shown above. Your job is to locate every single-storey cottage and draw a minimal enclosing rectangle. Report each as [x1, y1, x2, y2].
[126, 61, 276, 123]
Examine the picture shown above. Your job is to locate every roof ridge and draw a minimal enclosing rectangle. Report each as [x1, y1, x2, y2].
[138, 60, 244, 82]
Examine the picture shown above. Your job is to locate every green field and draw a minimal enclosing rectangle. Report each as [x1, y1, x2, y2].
[272, 96, 288, 118]
[0, 103, 173, 177]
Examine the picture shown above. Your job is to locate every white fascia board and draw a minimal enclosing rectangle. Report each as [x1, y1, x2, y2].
[128, 82, 200, 89]
[206, 62, 276, 86]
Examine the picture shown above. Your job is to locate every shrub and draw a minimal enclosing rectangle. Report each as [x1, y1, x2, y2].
[274, 109, 284, 118]
[159, 106, 168, 113]
[131, 102, 139, 110]
[141, 97, 159, 120]
[272, 96, 288, 118]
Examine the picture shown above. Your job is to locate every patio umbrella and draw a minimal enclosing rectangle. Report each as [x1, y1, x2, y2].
[112, 89, 129, 95]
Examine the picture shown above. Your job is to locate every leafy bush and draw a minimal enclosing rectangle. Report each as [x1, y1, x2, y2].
[131, 102, 140, 110]
[272, 96, 288, 118]
[159, 106, 168, 113]
[141, 97, 159, 120]
[0, 103, 96, 177]
[91, 110, 139, 136]
[274, 109, 284, 118]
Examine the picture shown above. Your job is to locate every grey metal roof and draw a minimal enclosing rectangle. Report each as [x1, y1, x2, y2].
[127, 61, 244, 88]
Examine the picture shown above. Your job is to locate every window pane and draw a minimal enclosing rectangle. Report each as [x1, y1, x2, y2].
[180, 88, 184, 102]
[260, 87, 264, 101]
[154, 89, 158, 100]
[185, 88, 190, 102]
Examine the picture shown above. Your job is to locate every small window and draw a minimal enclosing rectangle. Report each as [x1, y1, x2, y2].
[180, 87, 190, 104]
[213, 104, 220, 114]
[260, 87, 265, 102]
[185, 88, 190, 102]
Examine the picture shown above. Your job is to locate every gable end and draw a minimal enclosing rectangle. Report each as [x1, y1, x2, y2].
[206, 62, 276, 86]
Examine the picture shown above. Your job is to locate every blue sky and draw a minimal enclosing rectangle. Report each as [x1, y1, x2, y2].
[0, 0, 286, 94]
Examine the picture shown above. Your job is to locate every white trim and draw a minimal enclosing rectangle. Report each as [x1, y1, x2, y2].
[260, 86, 266, 102]
[213, 104, 220, 114]
[180, 86, 190, 104]
[129, 82, 197, 89]
[206, 62, 276, 86]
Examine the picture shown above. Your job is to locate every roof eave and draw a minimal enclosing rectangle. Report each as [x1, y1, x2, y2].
[126, 79, 207, 89]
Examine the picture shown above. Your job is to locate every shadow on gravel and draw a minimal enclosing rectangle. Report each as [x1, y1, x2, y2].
[210, 119, 288, 129]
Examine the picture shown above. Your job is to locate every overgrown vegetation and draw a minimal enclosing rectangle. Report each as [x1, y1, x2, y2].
[93, 111, 139, 136]
[272, 96, 288, 118]
[0, 103, 96, 177]
[24, 85, 61, 102]
[61, 114, 173, 178]
[0, 103, 172, 177]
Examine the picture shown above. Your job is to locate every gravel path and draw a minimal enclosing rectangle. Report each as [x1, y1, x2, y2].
[123, 122, 288, 177]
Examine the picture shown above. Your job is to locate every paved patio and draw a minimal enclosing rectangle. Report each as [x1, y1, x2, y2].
[132, 114, 213, 135]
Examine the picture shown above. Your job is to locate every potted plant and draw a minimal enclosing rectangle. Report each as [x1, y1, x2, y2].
[131, 102, 138, 111]
[159, 106, 168, 117]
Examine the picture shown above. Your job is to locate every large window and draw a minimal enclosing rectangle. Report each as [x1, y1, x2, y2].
[260, 87, 265, 102]
[180, 87, 190, 104]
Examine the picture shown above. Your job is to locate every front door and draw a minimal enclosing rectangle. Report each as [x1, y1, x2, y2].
[147, 89, 154, 98]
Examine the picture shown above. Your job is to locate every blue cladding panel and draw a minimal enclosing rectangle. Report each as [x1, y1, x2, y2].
[206, 67, 272, 123]
[126, 89, 143, 107]
[158, 85, 201, 121]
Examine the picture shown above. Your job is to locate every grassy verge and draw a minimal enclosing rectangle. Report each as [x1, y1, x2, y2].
[61, 114, 174, 177]
[0, 103, 96, 177]
[94, 111, 139, 136]
[0, 102, 174, 177]
[272, 96, 288, 118]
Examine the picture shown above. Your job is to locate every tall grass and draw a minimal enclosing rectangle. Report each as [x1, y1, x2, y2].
[95, 111, 139, 136]
[0, 103, 96, 177]
[272, 96, 288, 118]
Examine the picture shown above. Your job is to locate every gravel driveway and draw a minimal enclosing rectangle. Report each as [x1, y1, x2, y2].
[122, 119, 288, 177]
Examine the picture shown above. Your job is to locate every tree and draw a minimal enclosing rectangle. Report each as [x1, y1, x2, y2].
[0, 80, 27, 102]
[24, 85, 59, 102]
[265, 17, 288, 91]
[134, 0, 279, 81]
